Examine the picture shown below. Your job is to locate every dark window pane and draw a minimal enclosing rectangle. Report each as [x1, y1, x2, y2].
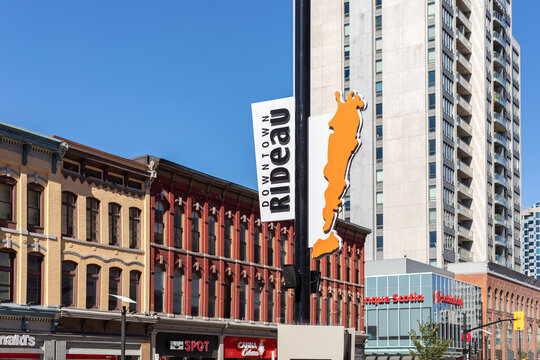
[174, 206, 183, 248]
[27, 189, 41, 227]
[27, 255, 42, 305]
[0, 182, 13, 221]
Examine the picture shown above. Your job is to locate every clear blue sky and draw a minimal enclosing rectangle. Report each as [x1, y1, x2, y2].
[0, 1, 538, 207]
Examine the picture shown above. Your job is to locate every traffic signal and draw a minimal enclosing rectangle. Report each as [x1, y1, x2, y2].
[514, 311, 524, 330]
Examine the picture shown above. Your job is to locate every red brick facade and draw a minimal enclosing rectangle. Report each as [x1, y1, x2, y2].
[145, 157, 367, 330]
[456, 267, 540, 360]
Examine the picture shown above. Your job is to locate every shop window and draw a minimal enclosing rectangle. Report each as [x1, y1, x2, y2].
[224, 218, 232, 258]
[27, 253, 43, 305]
[86, 198, 100, 242]
[254, 281, 263, 321]
[267, 230, 274, 266]
[224, 277, 232, 319]
[174, 205, 183, 248]
[208, 215, 217, 255]
[108, 267, 122, 310]
[86, 264, 101, 309]
[191, 271, 200, 316]
[173, 269, 183, 315]
[27, 185, 43, 231]
[153, 265, 164, 312]
[240, 222, 247, 261]
[254, 226, 262, 264]
[280, 234, 287, 266]
[239, 278, 248, 320]
[0, 177, 15, 227]
[129, 207, 141, 249]
[0, 251, 15, 302]
[129, 271, 141, 312]
[208, 273, 217, 317]
[62, 192, 77, 237]
[191, 211, 200, 252]
[108, 203, 121, 246]
[267, 282, 274, 322]
[154, 201, 165, 245]
[61, 261, 77, 307]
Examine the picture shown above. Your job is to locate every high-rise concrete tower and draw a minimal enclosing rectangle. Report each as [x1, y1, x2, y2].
[311, 0, 522, 269]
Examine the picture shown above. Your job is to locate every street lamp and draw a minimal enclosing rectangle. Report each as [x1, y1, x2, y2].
[109, 294, 136, 360]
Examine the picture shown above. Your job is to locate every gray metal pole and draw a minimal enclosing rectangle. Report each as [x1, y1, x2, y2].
[463, 314, 468, 360]
[121, 305, 126, 360]
[293, 0, 311, 325]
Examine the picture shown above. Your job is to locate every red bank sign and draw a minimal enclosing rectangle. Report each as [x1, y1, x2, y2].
[434, 291, 463, 306]
[224, 337, 277, 359]
[365, 293, 424, 306]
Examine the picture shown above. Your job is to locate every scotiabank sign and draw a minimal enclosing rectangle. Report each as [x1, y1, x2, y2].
[365, 293, 424, 306]
[434, 291, 463, 306]
[224, 337, 277, 359]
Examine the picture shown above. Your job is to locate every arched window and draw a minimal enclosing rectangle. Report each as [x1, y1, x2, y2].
[511, 294, 514, 312]
[239, 222, 247, 261]
[507, 323, 513, 351]
[0, 251, 15, 302]
[27, 253, 43, 305]
[488, 287, 492, 309]
[191, 271, 200, 316]
[528, 325, 533, 351]
[208, 273, 217, 317]
[173, 205, 183, 248]
[0, 176, 16, 227]
[224, 218, 232, 258]
[208, 215, 217, 255]
[173, 269, 183, 314]
[61, 261, 77, 307]
[495, 319, 502, 347]
[86, 198, 100, 242]
[254, 226, 262, 264]
[254, 280, 263, 321]
[506, 292, 509, 313]
[129, 208, 141, 249]
[267, 230, 274, 266]
[494, 290, 498, 310]
[27, 184, 43, 230]
[129, 270, 141, 312]
[191, 211, 200, 252]
[326, 293, 332, 325]
[153, 265, 165, 312]
[239, 278, 248, 320]
[280, 234, 287, 266]
[154, 201, 165, 245]
[267, 282, 274, 322]
[86, 265, 101, 309]
[224, 276, 232, 319]
[62, 192, 77, 237]
[108, 203, 121, 246]
[108, 267, 122, 310]
[499, 290, 503, 312]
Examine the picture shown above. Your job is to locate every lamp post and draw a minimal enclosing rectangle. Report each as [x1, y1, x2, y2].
[109, 294, 137, 360]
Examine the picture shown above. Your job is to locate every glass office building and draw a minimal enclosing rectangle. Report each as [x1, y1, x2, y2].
[365, 259, 482, 358]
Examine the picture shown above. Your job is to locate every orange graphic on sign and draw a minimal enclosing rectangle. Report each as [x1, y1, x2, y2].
[312, 91, 367, 259]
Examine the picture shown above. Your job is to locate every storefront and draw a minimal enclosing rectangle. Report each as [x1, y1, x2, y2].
[154, 333, 219, 360]
[364, 258, 482, 359]
[223, 337, 277, 360]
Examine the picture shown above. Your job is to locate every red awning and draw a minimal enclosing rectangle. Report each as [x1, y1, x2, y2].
[0, 354, 41, 359]
[66, 355, 116, 360]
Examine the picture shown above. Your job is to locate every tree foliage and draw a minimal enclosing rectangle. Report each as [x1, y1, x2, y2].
[409, 320, 453, 360]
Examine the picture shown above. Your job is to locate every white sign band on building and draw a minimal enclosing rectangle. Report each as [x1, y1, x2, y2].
[251, 97, 295, 222]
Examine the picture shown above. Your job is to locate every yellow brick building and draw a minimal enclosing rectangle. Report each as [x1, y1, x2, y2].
[0, 123, 153, 359]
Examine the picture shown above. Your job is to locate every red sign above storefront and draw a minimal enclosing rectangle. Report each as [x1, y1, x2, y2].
[364, 293, 424, 306]
[434, 291, 463, 306]
[224, 337, 277, 359]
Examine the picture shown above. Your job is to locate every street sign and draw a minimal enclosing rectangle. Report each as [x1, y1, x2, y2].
[461, 333, 472, 342]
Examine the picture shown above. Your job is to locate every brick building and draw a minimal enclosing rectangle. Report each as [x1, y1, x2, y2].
[135, 155, 370, 359]
[450, 262, 540, 360]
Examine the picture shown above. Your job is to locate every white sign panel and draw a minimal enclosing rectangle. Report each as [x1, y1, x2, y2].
[308, 91, 366, 259]
[170, 341, 184, 350]
[252, 97, 295, 222]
